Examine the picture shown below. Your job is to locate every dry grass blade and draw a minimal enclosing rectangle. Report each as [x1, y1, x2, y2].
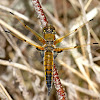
[0, 0, 100, 99]
[57, 59, 98, 88]
[0, 59, 44, 77]
[0, 19, 39, 47]
[0, 5, 34, 24]
[0, 83, 13, 100]
[61, 80, 100, 98]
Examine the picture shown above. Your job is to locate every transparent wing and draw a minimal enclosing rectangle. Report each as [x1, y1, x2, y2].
[10, 12, 46, 44]
[54, 43, 99, 52]
[54, 19, 93, 45]
[5, 30, 44, 50]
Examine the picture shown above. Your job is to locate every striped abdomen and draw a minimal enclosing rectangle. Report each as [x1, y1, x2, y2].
[44, 51, 53, 95]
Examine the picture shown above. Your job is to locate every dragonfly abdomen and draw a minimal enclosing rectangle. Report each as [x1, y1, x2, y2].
[44, 51, 54, 95]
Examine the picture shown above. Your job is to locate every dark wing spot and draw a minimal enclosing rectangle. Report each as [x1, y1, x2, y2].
[5, 31, 10, 33]
[93, 43, 98, 44]
[10, 12, 14, 15]
[36, 47, 42, 51]
[57, 50, 62, 53]
[90, 19, 93, 21]
[75, 29, 77, 31]
[24, 40, 26, 42]
[74, 46, 77, 48]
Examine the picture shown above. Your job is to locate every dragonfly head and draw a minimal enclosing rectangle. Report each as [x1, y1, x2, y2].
[43, 24, 56, 41]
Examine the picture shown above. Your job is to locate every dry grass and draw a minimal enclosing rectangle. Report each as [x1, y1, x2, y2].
[0, 0, 100, 100]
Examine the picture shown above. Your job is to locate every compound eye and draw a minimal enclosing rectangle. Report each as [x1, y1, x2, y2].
[52, 30, 54, 32]
[53, 30, 56, 34]
[53, 27, 55, 30]
[43, 29, 46, 33]
[52, 29, 55, 33]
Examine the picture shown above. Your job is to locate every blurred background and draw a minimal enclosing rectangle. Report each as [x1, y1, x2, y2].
[0, 0, 100, 100]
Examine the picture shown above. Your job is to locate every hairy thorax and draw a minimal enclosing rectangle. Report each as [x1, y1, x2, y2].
[44, 41, 54, 51]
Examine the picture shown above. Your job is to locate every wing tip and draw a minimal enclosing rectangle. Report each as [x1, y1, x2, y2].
[10, 12, 14, 15]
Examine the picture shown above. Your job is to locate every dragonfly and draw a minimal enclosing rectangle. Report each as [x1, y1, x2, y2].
[5, 12, 98, 95]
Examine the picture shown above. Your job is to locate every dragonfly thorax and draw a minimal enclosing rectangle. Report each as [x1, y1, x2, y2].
[44, 46, 54, 51]
[44, 40, 55, 51]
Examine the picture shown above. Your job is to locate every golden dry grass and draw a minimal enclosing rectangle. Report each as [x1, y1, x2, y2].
[0, 0, 100, 100]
